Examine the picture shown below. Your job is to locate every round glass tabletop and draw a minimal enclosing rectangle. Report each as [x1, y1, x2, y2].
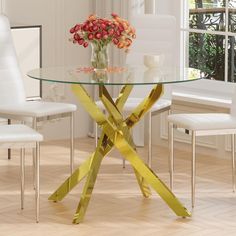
[27, 66, 203, 85]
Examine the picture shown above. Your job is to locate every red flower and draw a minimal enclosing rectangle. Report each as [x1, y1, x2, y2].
[118, 25, 124, 32]
[100, 23, 107, 29]
[70, 27, 75, 34]
[112, 38, 119, 45]
[88, 33, 94, 40]
[73, 33, 80, 41]
[95, 32, 102, 39]
[83, 42, 89, 48]
[115, 31, 121, 37]
[92, 25, 99, 31]
[103, 34, 109, 40]
[111, 13, 118, 18]
[78, 39, 84, 45]
[108, 28, 114, 36]
[74, 24, 81, 32]
[82, 24, 89, 31]
[102, 30, 108, 35]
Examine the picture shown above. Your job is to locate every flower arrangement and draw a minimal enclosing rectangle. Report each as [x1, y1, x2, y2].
[69, 13, 136, 69]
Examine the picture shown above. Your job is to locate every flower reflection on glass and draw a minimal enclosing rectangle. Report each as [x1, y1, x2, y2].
[74, 66, 127, 83]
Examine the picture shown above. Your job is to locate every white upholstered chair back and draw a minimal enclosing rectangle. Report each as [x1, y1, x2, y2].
[126, 14, 177, 99]
[127, 14, 177, 67]
[231, 87, 236, 116]
[0, 14, 26, 105]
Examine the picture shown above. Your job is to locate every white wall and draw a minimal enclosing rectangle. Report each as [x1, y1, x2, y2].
[2, 0, 93, 140]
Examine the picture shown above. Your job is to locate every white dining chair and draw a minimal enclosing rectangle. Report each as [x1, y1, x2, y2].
[95, 14, 176, 167]
[0, 124, 43, 222]
[0, 14, 76, 174]
[168, 89, 236, 208]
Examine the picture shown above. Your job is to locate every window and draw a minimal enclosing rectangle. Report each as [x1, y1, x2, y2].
[183, 0, 236, 83]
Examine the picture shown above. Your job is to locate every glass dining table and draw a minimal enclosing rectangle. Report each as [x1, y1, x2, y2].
[28, 66, 202, 224]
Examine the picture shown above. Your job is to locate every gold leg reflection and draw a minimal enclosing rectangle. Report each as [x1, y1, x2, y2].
[49, 85, 132, 202]
[49, 156, 91, 202]
[49, 83, 191, 223]
[73, 133, 111, 223]
[98, 85, 151, 198]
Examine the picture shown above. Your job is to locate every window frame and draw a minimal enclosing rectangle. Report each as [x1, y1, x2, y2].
[175, 0, 236, 98]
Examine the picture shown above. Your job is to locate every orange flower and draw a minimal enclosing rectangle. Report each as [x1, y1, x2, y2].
[117, 42, 124, 49]
[88, 14, 96, 20]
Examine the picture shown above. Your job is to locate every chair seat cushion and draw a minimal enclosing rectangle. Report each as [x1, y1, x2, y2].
[0, 125, 43, 142]
[168, 113, 236, 131]
[0, 101, 77, 118]
[96, 98, 171, 112]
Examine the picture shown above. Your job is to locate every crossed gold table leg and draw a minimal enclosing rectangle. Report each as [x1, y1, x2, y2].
[49, 83, 191, 224]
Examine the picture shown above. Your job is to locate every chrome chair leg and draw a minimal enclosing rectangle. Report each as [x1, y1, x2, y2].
[167, 109, 172, 174]
[32, 118, 37, 190]
[95, 122, 98, 147]
[70, 112, 74, 174]
[20, 148, 25, 210]
[169, 123, 174, 190]
[8, 119, 11, 160]
[191, 131, 196, 208]
[122, 158, 126, 169]
[35, 142, 40, 223]
[148, 112, 152, 168]
[232, 134, 235, 192]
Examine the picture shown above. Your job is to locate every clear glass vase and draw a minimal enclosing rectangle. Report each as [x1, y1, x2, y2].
[91, 42, 109, 69]
[92, 69, 109, 83]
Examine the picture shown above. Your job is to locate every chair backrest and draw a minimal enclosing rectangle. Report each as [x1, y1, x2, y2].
[231, 86, 236, 116]
[127, 14, 177, 67]
[126, 14, 177, 99]
[0, 14, 26, 105]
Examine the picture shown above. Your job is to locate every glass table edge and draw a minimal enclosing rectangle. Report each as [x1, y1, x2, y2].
[27, 73, 203, 86]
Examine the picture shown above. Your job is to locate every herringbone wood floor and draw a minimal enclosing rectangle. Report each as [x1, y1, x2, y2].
[0, 138, 236, 236]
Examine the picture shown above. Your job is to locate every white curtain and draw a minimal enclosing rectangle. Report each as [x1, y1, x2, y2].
[0, 0, 3, 13]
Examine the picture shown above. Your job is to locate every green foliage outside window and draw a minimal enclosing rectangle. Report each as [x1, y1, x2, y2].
[189, 33, 225, 81]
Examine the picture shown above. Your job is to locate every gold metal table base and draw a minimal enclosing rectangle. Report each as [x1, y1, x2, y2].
[49, 84, 191, 224]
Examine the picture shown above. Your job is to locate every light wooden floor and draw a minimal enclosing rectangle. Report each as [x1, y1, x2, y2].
[0, 137, 236, 236]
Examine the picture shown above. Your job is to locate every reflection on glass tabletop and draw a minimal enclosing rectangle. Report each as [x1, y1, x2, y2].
[27, 66, 203, 85]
